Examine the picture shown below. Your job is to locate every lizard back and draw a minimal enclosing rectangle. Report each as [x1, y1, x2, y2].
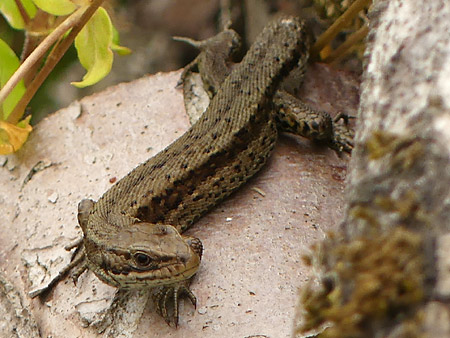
[88, 17, 309, 234]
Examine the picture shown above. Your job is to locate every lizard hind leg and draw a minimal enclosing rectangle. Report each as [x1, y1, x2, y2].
[330, 113, 355, 152]
[273, 90, 354, 153]
[174, 27, 241, 97]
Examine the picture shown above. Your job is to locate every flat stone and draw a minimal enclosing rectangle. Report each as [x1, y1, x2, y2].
[0, 68, 355, 338]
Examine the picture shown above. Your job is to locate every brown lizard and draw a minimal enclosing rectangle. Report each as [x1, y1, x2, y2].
[29, 16, 353, 326]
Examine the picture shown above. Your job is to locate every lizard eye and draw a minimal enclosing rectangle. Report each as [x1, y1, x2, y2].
[133, 252, 152, 266]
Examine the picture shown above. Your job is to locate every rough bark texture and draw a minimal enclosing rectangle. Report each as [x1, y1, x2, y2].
[296, 1, 450, 337]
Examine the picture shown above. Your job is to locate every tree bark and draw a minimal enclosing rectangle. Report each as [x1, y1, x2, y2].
[296, 1, 450, 337]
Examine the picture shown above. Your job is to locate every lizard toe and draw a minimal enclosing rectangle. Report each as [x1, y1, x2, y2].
[153, 280, 197, 326]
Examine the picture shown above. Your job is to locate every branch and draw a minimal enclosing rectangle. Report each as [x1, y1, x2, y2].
[310, 0, 371, 60]
[14, 0, 31, 26]
[0, 8, 83, 117]
[2, 0, 107, 125]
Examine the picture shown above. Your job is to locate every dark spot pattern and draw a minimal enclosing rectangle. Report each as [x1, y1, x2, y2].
[94, 17, 309, 233]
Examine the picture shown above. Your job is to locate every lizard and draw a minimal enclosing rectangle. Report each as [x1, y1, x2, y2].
[175, 21, 353, 153]
[29, 16, 353, 326]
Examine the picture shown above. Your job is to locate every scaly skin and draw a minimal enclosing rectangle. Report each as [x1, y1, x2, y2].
[81, 16, 310, 298]
[30, 16, 353, 326]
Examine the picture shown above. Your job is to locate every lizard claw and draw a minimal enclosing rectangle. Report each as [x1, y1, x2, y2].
[330, 113, 355, 153]
[153, 280, 197, 327]
[29, 238, 87, 298]
[65, 237, 88, 285]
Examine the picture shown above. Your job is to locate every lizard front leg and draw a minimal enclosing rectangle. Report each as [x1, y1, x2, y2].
[151, 234, 203, 325]
[153, 279, 197, 327]
[28, 199, 92, 298]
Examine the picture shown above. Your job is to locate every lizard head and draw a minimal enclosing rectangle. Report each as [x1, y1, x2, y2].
[85, 222, 202, 289]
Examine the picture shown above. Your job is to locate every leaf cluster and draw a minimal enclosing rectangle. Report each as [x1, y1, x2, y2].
[0, 0, 130, 154]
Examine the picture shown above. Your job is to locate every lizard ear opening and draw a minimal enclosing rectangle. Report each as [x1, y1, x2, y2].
[185, 237, 203, 259]
[77, 199, 95, 232]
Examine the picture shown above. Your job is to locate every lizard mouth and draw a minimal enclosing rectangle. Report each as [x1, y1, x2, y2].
[119, 257, 200, 288]
[91, 240, 202, 289]
[92, 256, 201, 289]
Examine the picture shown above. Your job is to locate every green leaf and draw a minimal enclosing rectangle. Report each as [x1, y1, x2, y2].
[0, 39, 26, 120]
[0, 0, 37, 29]
[111, 25, 131, 56]
[31, 0, 77, 16]
[72, 7, 113, 88]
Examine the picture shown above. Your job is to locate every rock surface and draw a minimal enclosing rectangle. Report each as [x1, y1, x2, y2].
[0, 68, 356, 337]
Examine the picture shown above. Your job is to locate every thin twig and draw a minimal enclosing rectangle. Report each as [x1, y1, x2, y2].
[324, 25, 369, 64]
[0, 7, 85, 121]
[310, 0, 372, 60]
[14, 0, 30, 26]
[7, 0, 106, 125]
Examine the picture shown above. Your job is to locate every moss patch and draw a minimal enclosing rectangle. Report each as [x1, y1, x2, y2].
[297, 226, 426, 338]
